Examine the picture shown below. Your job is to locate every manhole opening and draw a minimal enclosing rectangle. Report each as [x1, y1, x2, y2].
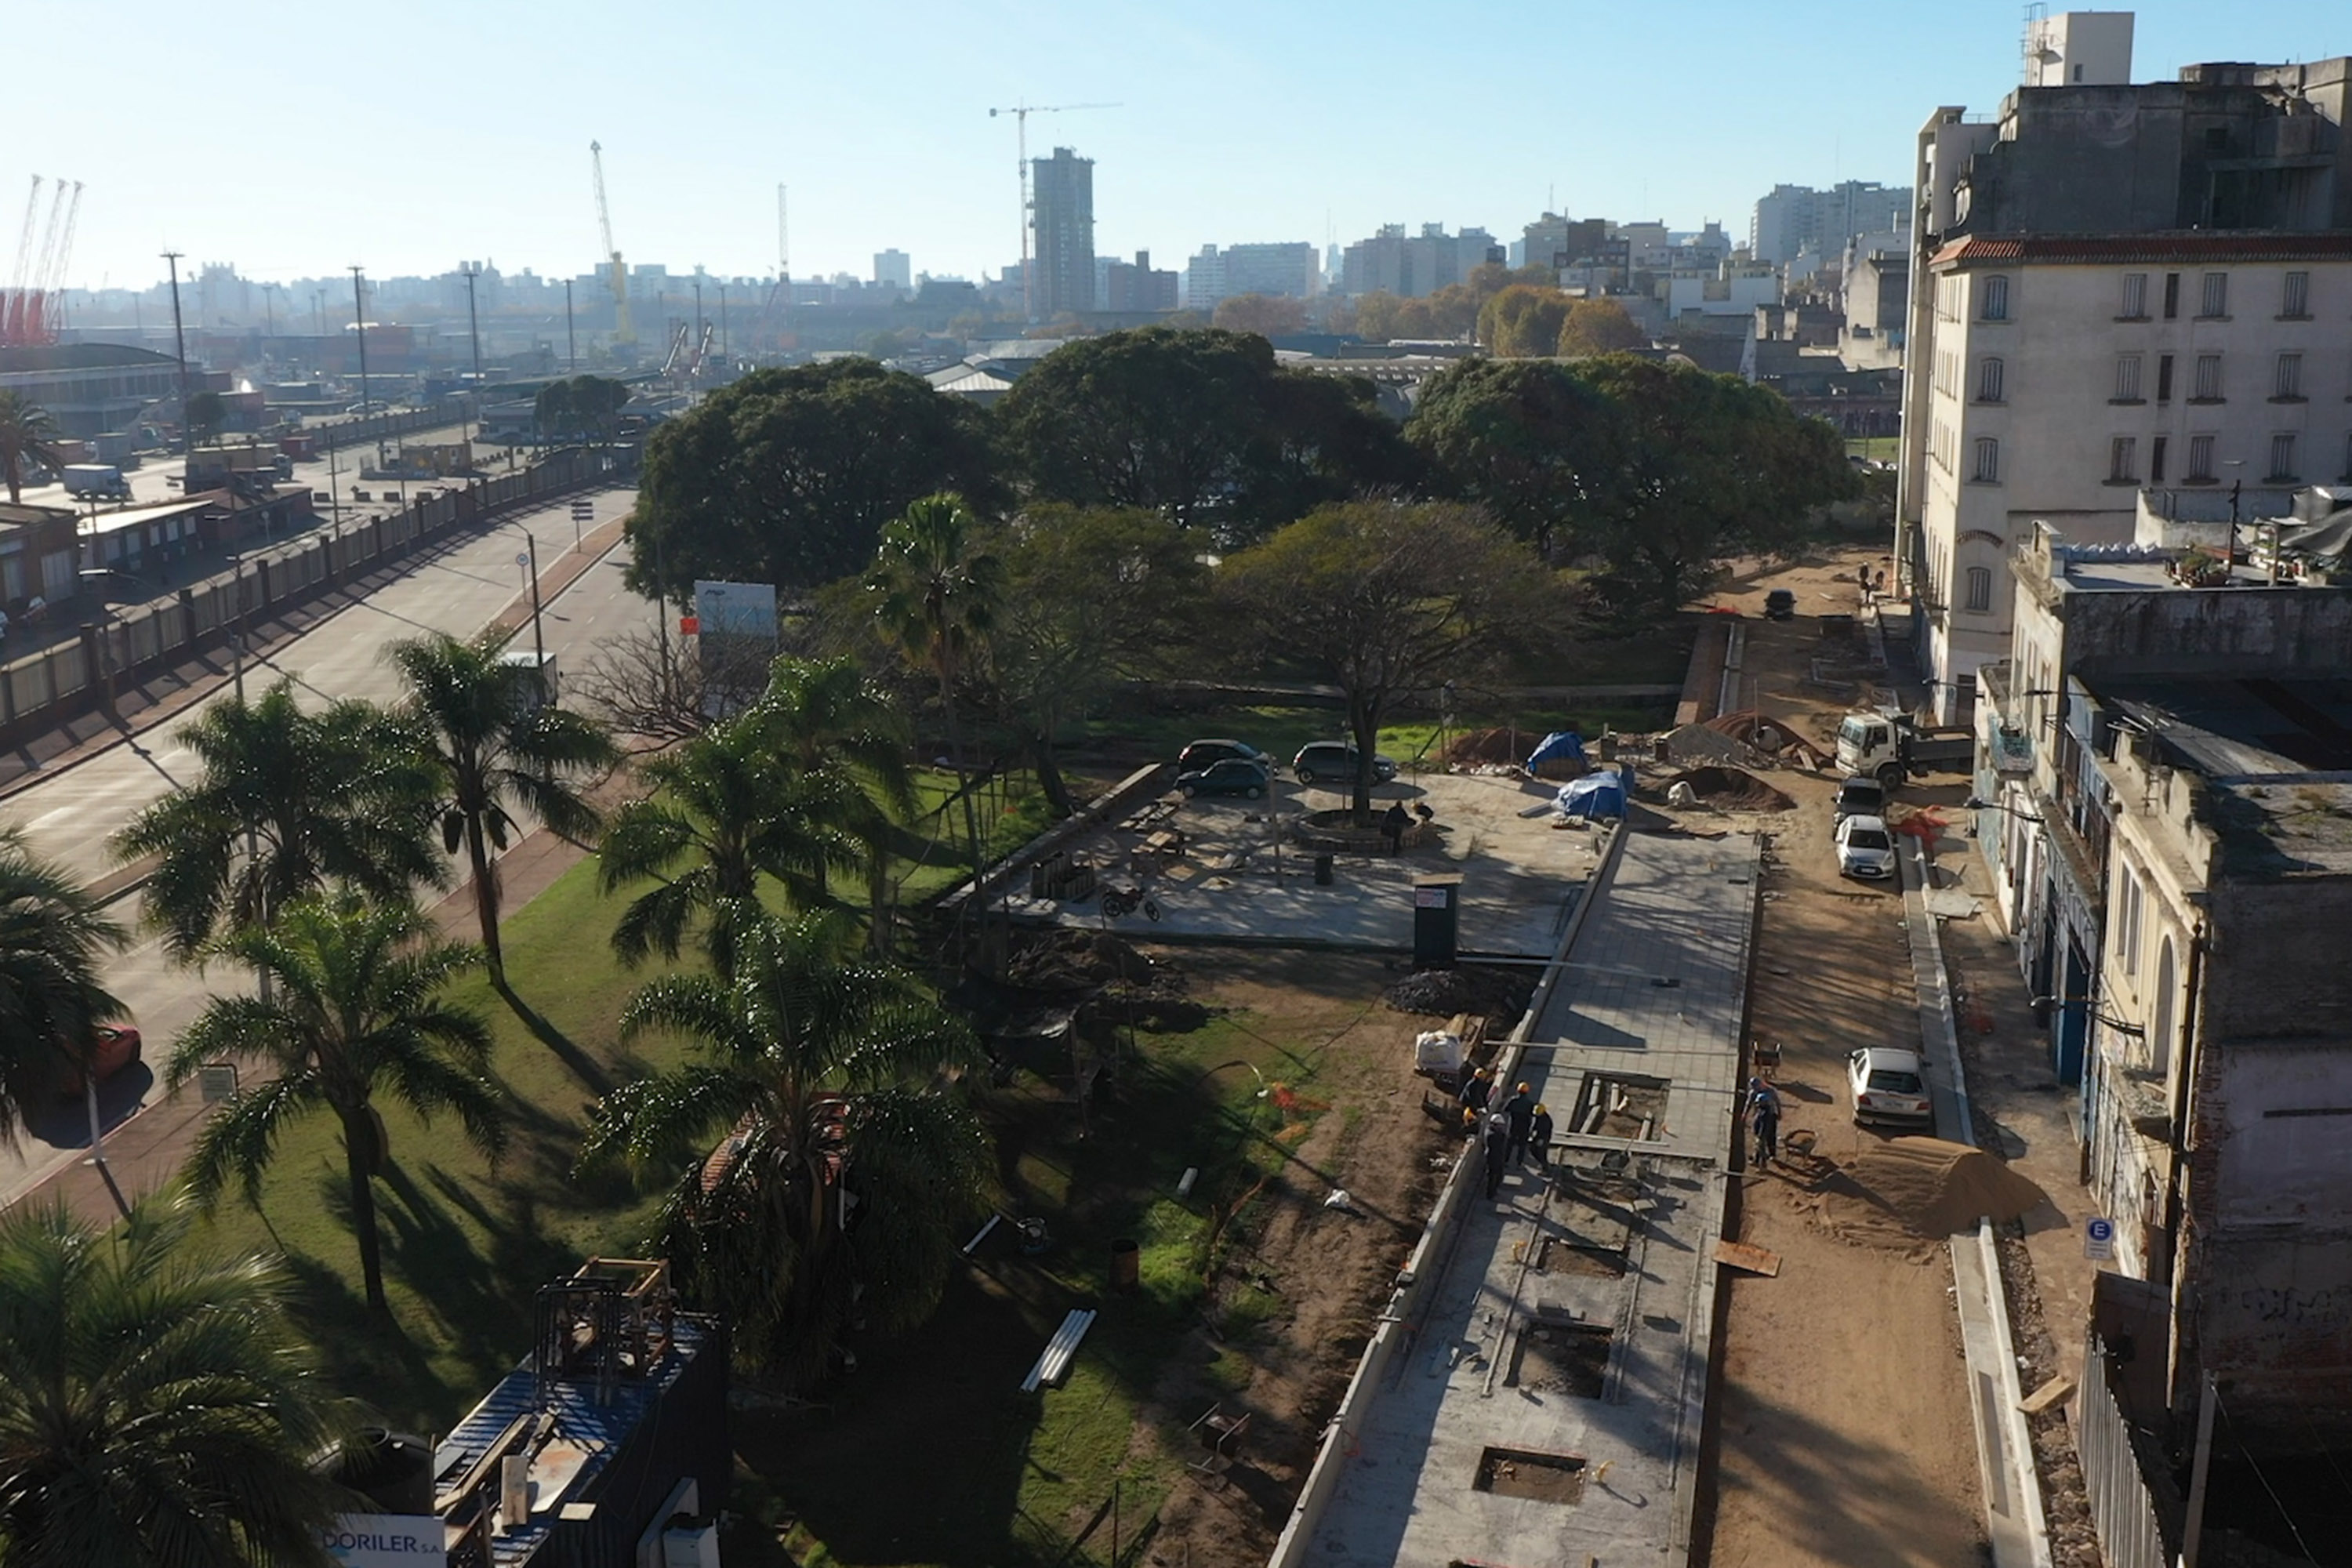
[1508, 1322, 1612, 1398]
[1571, 1072, 1669, 1141]
[1474, 1444, 1588, 1504]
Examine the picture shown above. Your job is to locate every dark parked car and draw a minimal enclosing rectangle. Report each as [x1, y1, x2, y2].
[1763, 588, 1797, 621]
[1177, 739, 1271, 774]
[1833, 775, 1887, 821]
[1178, 759, 1272, 799]
[1292, 742, 1397, 786]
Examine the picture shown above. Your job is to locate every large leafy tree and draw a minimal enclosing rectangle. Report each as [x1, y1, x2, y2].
[598, 715, 863, 975]
[114, 683, 441, 963]
[866, 494, 1000, 884]
[1221, 502, 1565, 822]
[1556, 297, 1648, 356]
[1210, 293, 1307, 337]
[578, 907, 989, 1385]
[628, 360, 1003, 601]
[1573, 355, 1857, 611]
[0, 391, 64, 504]
[0, 1198, 354, 1567]
[387, 633, 621, 985]
[1239, 368, 1423, 532]
[169, 890, 506, 1311]
[989, 506, 1210, 812]
[1406, 358, 1624, 558]
[997, 326, 1275, 532]
[0, 828, 126, 1142]
[1476, 285, 1574, 358]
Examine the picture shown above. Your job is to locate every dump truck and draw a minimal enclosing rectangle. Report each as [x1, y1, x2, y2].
[1835, 708, 1973, 789]
[61, 463, 132, 499]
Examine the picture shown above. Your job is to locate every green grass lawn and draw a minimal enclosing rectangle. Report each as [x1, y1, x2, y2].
[1847, 435, 1900, 463]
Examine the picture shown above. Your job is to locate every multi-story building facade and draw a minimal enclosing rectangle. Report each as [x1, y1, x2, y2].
[1749, 180, 1913, 267]
[1338, 224, 1503, 298]
[1898, 32, 2352, 720]
[1101, 251, 1178, 313]
[873, 249, 912, 293]
[1030, 147, 1095, 318]
[1179, 242, 1316, 310]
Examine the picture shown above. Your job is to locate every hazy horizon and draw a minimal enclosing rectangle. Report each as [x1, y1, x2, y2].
[11, 0, 2349, 294]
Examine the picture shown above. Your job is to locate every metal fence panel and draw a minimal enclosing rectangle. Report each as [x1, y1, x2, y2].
[2082, 1332, 2171, 1568]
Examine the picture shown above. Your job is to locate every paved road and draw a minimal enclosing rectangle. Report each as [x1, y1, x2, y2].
[13, 418, 512, 517]
[0, 487, 652, 1208]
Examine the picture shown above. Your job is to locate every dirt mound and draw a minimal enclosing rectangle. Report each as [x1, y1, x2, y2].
[1006, 930, 1155, 992]
[1818, 1137, 2048, 1247]
[1664, 765, 1795, 812]
[1384, 964, 1540, 1031]
[1440, 727, 1529, 767]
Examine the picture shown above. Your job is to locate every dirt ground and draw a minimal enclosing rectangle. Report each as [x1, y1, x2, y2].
[1659, 549, 1992, 1567]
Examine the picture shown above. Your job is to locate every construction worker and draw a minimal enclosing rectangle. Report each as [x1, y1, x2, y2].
[1482, 1112, 1512, 1199]
[1504, 1081, 1535, 1163]
[1458, 1066, 1494, 1116]
[1528, 1103, 1554, 1169]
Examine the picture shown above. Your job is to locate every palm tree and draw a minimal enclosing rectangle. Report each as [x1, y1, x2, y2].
[579, 906, 989, 1384]
[0, 827, 127, 1145]
[0, 391, 64, 504]
[169, 890, 506, 1310]
[750, 655, 916, 949]
[865, 493, 1001, 886]
[386, 633, 621, 985]
[0, 1198, 354, 1567]
[113, 682, 441, 964]
[597, 714, 864, 975]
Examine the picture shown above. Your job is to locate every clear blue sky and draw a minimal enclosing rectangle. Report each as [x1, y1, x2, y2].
[13, 0, 2350, 292]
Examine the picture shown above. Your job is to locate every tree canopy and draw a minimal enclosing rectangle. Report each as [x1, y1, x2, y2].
[1405, 358, 1623, 558]
[1210, 293, 1308, 337]
[630, 360, 1002, 601]
[1477, 285, 1575, 358]
[1556, 297, 1648, 356]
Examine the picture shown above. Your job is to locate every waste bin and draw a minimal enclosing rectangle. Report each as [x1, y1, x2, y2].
[1412, 874, 1462, 969]
[1314, 853, 1334, 886]
[1109, 1239, 1141, 1294]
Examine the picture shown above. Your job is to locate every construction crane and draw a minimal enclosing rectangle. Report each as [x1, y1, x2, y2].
[985, 102, 1119, 320]
[2, 176, 42, 347]
[30, 181, 81, 343]
[590, 141, 635, 348]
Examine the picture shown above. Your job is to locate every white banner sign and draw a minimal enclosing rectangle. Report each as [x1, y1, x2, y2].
[321, 1514, 445, 1567]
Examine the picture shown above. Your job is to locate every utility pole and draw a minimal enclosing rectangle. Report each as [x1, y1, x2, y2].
[349, 265, 370, 417]
[2182, 1374, 2220, 1566]
[525, 532, 547, 702]
[161, 251, 191, 459]
[564, 278, 576, 372]
[719, 282, 728, 360]
[463, 263, 484, 442]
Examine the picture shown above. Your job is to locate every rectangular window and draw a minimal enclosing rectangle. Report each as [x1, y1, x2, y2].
[1973, 437, 2001, 483]
[1981, 275, 2010, 321]
[2274, 352, 2303, 399]
[2189, 434, 2216, 481]
[2157, 354, 2175, 403]
[2270, 431, 2299, 481]
[2194, 354, 2223, 401]
[1965, 566, 1994, 613]
[2283, 270, 2310, 318]
[2162, 271, 2181, 319]
[2118, 871, 2143, 976]
[2113, 354, 2143, 401]
[2120, 272, 2148, 318]
[2200, 271, 2229, 318]
[1978, 358, 2005, 402]
[2110, 437, 2138, 482]
[2151, 435, 2169, 483]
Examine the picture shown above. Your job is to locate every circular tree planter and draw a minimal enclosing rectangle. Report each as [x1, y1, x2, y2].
[1289, 809, 1433, 853]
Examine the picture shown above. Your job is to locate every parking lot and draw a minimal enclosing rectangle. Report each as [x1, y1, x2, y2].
[1001, 768, 1612, 956]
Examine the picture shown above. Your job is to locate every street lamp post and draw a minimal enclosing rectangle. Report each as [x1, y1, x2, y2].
[564, 278, 576, 373]
[463, 263, 484, 444]
[349, 265, 371, 423]
[162, 250, 191, 460]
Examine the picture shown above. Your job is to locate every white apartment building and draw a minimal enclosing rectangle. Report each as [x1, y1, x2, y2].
[1911, 238, 2352, 716]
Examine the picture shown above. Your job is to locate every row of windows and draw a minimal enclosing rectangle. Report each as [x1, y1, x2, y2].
[1954, 429, 2352, 488]
[1962, 350, 2338, 406]
[1965, 267, 2322, 324]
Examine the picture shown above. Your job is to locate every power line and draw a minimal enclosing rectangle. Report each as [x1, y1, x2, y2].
[2216, 1386, 2321, 1562]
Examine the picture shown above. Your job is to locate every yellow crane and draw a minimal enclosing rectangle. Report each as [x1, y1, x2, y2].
[986, 102, 1119, 320]
[590, 140, 634, 348]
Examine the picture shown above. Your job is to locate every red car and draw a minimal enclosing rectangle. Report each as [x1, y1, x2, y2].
[59, 1024, 141, 1097]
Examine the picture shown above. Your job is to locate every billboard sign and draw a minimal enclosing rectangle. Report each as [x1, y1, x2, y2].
[321, 1514, 445, 1567]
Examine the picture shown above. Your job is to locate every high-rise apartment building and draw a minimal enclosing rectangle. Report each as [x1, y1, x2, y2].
[873, 249, 912, 293]
[1338, 223, 1503, 299]
[1030, 147, 1095, 318]
[1180, 242, 1319, 310]
[1897, 22, 2352, 719]
[1101, 251, 1178, 312]
[1750, 181, 1913, 267]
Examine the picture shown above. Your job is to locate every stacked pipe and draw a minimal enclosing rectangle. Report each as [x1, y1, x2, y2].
[1020, 1308, 1098, 1392]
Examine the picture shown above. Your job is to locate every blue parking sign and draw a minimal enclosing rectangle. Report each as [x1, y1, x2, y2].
[2085, 1216, 2115, 1261]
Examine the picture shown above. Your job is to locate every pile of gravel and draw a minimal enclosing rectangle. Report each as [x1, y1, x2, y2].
[1384, 964, 1539, 1030]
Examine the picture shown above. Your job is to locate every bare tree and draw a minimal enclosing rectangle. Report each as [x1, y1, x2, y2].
[569, 626, 775, 746]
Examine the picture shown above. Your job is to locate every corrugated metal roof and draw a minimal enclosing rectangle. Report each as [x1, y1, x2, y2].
[1931, 232, 2352, 268]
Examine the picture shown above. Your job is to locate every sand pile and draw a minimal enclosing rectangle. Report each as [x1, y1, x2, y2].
[1817, 1137, 2048, 1248]
[1439, 727, 1529, 767]
[1663, 765, 1795, 813]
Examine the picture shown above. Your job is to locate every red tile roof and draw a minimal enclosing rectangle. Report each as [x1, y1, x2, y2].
[1930, 232, 2352, 267]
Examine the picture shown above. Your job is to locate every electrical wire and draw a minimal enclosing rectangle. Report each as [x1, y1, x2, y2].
[2216, 1386, 2321, 1562]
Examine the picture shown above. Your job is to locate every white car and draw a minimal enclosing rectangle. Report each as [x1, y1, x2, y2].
[1849, 1045, 1934, 1127]
[1835, 813, 1896, 880]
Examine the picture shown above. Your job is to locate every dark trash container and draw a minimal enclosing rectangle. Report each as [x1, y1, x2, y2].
[1314, 853, 1334, 886]
[1110, 1238, 1141, 1293]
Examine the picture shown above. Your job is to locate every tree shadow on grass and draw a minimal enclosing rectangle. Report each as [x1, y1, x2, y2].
[492, 976, 612, 1094]
[278, 1253, 452, 1432]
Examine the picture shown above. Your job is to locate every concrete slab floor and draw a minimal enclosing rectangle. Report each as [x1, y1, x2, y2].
[1005, 771, 1610, 956]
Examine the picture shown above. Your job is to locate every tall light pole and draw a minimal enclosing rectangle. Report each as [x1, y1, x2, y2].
[348, 265, 370, 418]
[162, 251, 191, 459]
[564, 278, 576, 372]
[462, 263, 484, 442]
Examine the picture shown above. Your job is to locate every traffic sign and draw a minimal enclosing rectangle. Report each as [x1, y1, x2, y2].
[2085, 1216, 2115, 1261]
[571, 500, 593, 518]
[679, 615, 700, 635]
[515, 552, 529, 568]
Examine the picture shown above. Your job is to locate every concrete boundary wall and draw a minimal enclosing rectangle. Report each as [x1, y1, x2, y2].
[1265, 817, 1632, 1568]
[0, 448, 619, 750]
[1904, 838, 2056, 1568]
[935, 763, 1170, 917]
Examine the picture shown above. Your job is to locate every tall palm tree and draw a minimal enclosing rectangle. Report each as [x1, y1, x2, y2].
[597, 714, 863, 975]
[113, 682, 441, 964]
[0, 827, 127, 1145]
[0, 391, 64, 505]
[865, 493, 1001, 885]
[579, 906, 989, 1385]
[170, 890, 507, 1311]
[386, 633, 621, 985]
[749, 654, 916, 949]
[0, 1198, 354, 1568]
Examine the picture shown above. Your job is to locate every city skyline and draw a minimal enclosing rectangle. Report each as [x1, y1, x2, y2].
[9, 0, 2350, 294]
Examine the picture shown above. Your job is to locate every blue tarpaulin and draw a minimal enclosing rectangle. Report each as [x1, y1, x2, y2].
[1525, 731, 1586, 770]
[1555, 769, 1627, 818]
